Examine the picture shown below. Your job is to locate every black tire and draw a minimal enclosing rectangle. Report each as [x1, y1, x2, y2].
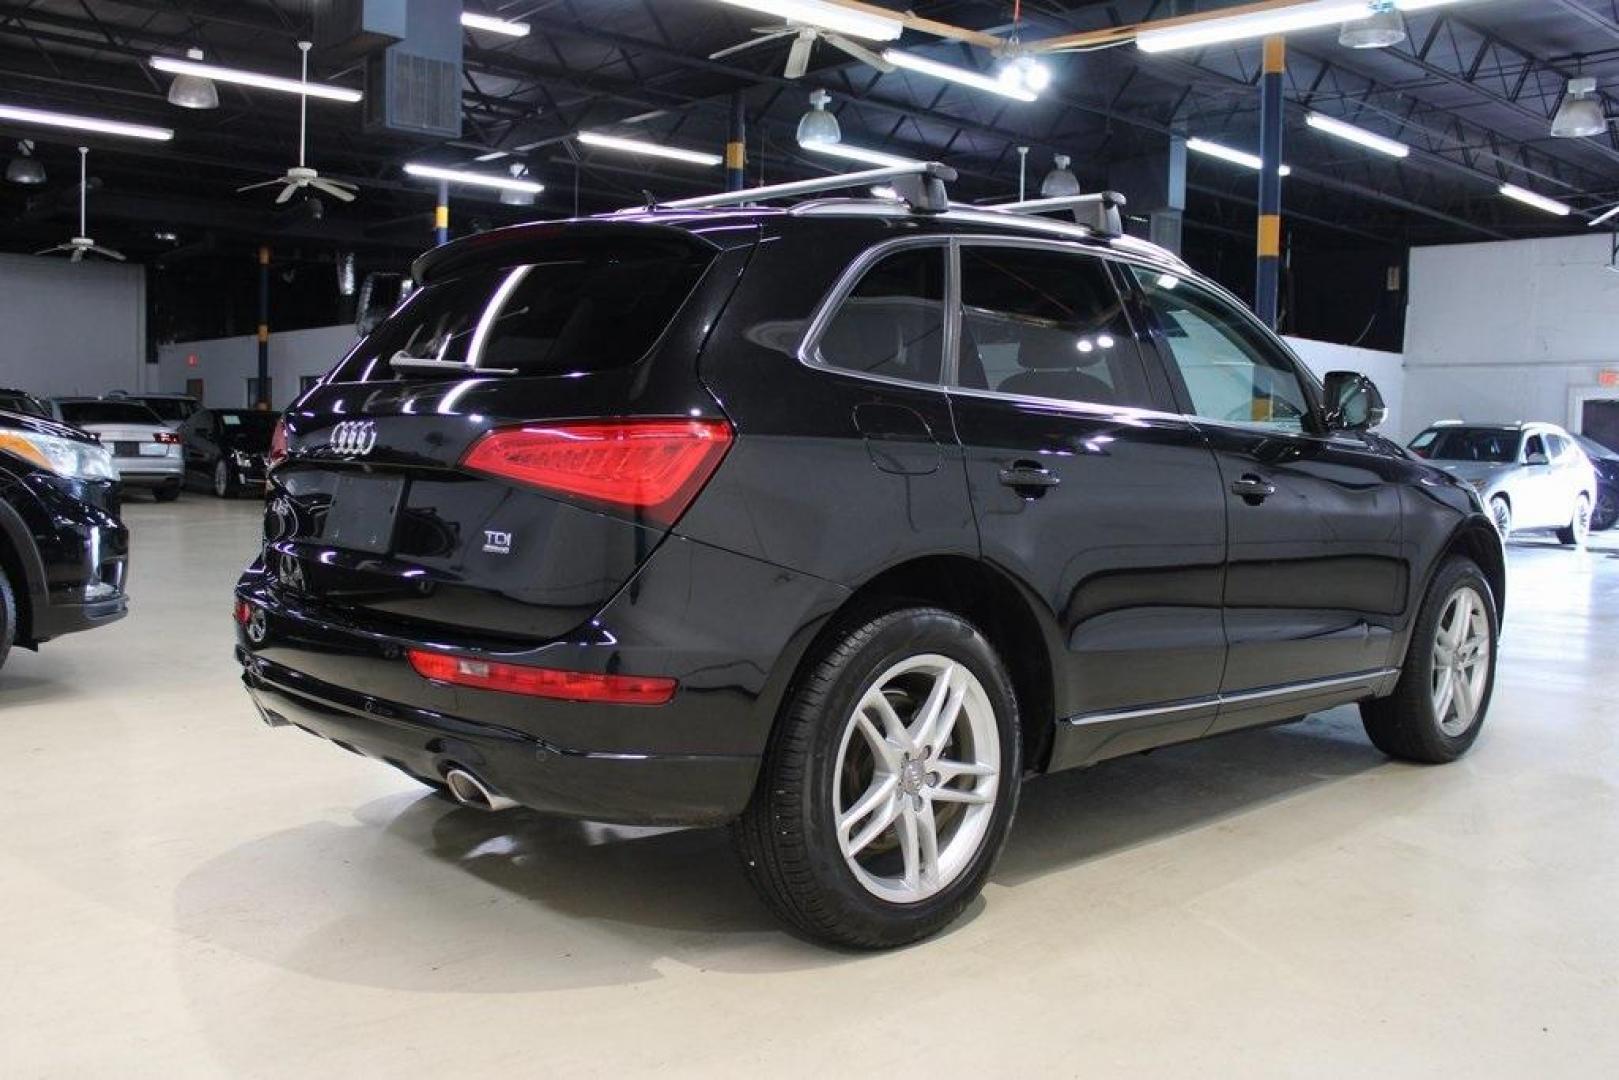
[1488, 495, 1511, 540]
[0, 564, 15, 674]
[1594, 488, 1619, 532]
[734, 607, 1023, 949]
[212, 458, 238, 499]
[153, 481, 181, 503]
[1361, 556, 1498, 764]
[1554, 494, 1591, 547]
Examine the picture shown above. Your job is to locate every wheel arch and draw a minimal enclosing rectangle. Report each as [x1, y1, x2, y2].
[0, 497, 44, 643]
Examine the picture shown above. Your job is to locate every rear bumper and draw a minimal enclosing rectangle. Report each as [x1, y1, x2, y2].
[113, 456, 182, 485]
[242, 653, 758, 826]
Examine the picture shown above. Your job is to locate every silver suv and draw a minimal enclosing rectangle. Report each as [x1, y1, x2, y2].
[1409, 421, 1597, 545]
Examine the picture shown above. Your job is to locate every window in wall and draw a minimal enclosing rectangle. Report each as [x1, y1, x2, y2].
[815, 247, 945, 384]
[955, 246, 1152, 408]
[1132, 268, 1311, 431]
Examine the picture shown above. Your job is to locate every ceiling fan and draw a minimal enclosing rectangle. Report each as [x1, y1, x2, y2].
[237, 41, 358, 205]
[709, 24, 894, 79]
[36, 146, 124, 263]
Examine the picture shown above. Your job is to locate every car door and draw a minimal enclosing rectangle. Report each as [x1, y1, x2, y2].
[945, 241, 1228, 769]
[1125, 267, 1407, 733]
[1515, 431, 1558, 527]
[1543, 432, 1583, 528]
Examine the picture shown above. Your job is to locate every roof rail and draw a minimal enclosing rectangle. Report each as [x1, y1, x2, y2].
[984, 191, 1127, 237]
[650, 162, 959, 214]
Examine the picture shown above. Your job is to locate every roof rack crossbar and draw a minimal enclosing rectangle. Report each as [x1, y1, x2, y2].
[650, 162, 959, 213]
[985, 191, 1128, 237]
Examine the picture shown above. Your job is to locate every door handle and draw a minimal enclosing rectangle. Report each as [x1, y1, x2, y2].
[998, 460, 1060, 497]
[1230, 474, 1276, 504]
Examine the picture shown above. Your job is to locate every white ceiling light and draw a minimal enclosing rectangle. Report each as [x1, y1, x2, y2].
[576, 132, 722, 166]
[1586, 203, 1619, 228]
[166, 47, 220, 109]
[802, 141, 920, 168]
[1340, 6, 1405, 49]
[1552, 77, 1608, 139]
[461, 12, 531, 37]
[405, 162, 545, 194]
[1306, 113, 1409, 158]
[1499, 183, 1571, 216]
[882, 49, 1038, 102]
[1137, 0, 1464, 54]
[499, 164, 536, 206]
[0, 103, 173, 141]
[1187, 137, 1291, 176]
[712, 0, 903, 41]
[1000, 54, 1052, 95]
[6, 140, 45, 185]
[150, 54, 361, 103]
[797, 88, 841, 146]
[1040, 153, 1081, 197]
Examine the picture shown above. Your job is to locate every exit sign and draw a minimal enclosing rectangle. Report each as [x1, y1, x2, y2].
[1600, 369, 1619, 387]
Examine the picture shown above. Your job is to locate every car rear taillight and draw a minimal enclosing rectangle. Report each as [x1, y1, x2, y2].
[153, 431, 180, 445]
[267, 418, 288, 469]
[406, 650, 676, 705]
[234, 599, 252, 626]
[460, 418, 732, 525]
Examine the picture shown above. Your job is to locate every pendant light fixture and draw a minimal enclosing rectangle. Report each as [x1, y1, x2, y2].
[165, 47, 220, 109]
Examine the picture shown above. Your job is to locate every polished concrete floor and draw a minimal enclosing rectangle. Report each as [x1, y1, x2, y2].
[1, 494, 1615, 1078]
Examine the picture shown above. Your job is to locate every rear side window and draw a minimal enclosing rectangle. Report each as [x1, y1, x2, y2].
[815, 247, 945, 384]
[328, 240, 712, 383]
[955, 245, 1152, 408]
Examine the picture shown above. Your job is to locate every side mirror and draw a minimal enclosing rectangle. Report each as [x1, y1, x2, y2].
[1525, 451, 1549, 466]
[1323, 371, 1387, 432]
[356, 272, 411, 336]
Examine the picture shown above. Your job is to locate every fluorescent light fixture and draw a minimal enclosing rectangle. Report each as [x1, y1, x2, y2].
[1135, 0, 1465, 54]
[1187, 137, 1291, 176]
[882, 49, 1038, 102]
[1499, 183, 1570, 217]
[1587, 204, 1619, 228]
[576, 132, 722, 167]
[713, 0, 903, 41]
[150, 55, 361, 103]
[405, 162, 545, 194]
[0, 103, 172, 141]
[1306, 112, 1409, 158]
[461, 12, 531, 37]
[802, 141, 920, 168]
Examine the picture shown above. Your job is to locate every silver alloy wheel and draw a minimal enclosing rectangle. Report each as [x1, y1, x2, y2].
[213, 459, 230, 497]
[832, 654, 1000, 905]
[1572, 495, 1591, 544]
[1431, 585, 1491, 737]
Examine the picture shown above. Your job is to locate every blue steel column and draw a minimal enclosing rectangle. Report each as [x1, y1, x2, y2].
[434, 180, 450, 246]
[1255, 35, 1285, 329]
[256, 245, 270, 409]
[726, 92, 746, 191]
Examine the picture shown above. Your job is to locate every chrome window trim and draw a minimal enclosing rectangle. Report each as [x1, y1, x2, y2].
[1063, 668, 1399, 728]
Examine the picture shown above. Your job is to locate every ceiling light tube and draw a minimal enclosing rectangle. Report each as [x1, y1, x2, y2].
[1187, 137, 1291, 176]
[461, 12, 531, 37]
[149, 55, 362, 103]
[1306, 112, 1410, 158]
[0, 103, 173, 141]
[1138, 1, 1377, 53]
[1499, 183, 1571, 216]
[713, 0, 903, 41]
[1587, 203, 1619, 228]
[405, 162, 545, 194]
[881, 49, 1038, 102]
[802, 141, 920, 168]
[576, 132, 722, 166]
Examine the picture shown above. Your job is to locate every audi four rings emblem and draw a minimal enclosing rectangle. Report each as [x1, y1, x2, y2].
[328, 420, 378, 457]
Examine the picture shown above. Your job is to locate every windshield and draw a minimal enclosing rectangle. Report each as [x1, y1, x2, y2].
[58, 401, 164, 426]
[137, 398, 194, 421]
[327, 238, 712, 383]
[0, 392, 47, 418]
[1409, 427, 1520, 463]
[217, 411, 277, 444]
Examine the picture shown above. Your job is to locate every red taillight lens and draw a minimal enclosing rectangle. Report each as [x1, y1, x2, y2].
[153, 431, 180, 445]
[406, 649, 676, 705]
[234, 599, 252, 626]
[268, 418, 288, 469]
[460, 418, 732, 525]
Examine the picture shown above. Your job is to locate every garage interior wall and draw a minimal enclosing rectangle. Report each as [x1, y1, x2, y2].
[154, 324, 359, 409]
[1404, 233, 1619, 440]
[0, 254, 146, 397]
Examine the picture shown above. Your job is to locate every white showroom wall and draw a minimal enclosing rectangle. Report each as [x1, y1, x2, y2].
[1404, 231, 1619, 439]
[0, 253, 146, 397]
[154, 324, 359, 409]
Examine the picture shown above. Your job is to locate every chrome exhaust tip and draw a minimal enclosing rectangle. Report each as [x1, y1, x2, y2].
[443, 767, 519, 812]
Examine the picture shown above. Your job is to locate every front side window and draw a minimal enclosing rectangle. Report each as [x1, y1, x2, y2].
[1132, 269, 1312, 431]
[1524, 434, 1547, 462]
[955, 246, 1153, 408]
[815, 246, 945, 384]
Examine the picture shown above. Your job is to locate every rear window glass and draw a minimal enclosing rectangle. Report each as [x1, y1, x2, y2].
[137, 398, 194, 421]
[1410, 428, 1520, 463]
[219, 412, 277, 436]
[327, 240, 712, 383]
[0, 393, 47, 418]
[59, 401, 163, 426]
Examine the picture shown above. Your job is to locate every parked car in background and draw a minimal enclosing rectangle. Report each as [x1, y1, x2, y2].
[1409, 421, 1597, 545]
[0, 389, 51, 419]
[106, 392, 200, 429]
[180, 408, 276, 497]
[0, 408, 128, 672]
[50, 398, 183, 501]
[1572, 433, 1619, 531]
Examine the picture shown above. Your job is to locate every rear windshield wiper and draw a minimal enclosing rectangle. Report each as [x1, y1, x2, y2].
[386, 350, 516, 376]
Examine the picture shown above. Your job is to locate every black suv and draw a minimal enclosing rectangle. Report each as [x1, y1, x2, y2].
[236, 168, 1504, 948]
[1, 408, 128, 671]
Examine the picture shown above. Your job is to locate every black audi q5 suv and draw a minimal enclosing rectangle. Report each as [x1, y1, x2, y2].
[236, 172, 1504, 948]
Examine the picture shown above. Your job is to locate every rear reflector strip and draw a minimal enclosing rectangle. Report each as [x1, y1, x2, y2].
[459, 418, 732, 525]
[406, 649, 676, 705]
